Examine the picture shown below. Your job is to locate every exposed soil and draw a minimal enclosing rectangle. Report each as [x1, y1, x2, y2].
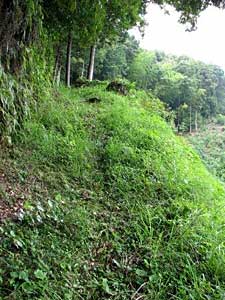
[0, 168, 27, 222]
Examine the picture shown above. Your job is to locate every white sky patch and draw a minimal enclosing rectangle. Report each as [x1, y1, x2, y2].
[131, 4, 225, 70]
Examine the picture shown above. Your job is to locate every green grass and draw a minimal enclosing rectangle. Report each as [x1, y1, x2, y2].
[0, 85, 225, 299]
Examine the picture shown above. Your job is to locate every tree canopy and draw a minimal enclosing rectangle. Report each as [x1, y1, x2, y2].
[153, 0, 225, 29]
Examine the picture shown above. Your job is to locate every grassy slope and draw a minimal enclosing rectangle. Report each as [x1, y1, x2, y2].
[0, 86, 225, 300]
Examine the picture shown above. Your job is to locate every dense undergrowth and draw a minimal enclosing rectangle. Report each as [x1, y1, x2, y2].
[0, 86, 225, 299]
[188, 125, 225, 182]
[0, 45, 52, 139]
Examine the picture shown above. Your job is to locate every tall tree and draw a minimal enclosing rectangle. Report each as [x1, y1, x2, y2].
[65, 32, 72, 87]
[86, 0, 149, 80]
[87, 46, 96, 81]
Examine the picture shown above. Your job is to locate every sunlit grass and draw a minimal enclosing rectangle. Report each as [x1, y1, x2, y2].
[0, 86, 225, 299]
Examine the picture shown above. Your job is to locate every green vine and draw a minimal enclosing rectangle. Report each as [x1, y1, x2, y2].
[0, 1, 53, 140]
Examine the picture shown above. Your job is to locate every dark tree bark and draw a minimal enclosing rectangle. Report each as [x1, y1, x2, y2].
[87, 45, 96, 81]
[65, 32, 72, 87]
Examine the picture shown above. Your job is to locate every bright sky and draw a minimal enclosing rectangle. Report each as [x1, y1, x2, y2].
[131, 4, 225, 70]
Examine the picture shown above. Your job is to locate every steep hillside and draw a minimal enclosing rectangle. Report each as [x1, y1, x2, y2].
[0, 86, 225, 299]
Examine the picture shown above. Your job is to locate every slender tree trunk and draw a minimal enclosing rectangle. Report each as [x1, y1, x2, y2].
[56, 66, 62, 87]
[53, 44, 61, 83]
[177, 99, 181, 133]
[81, 60, 85, 78]
[177, 110, 180, 132]
[195, 110, 198, 132]
[87, 45, 96, 81]
[189, 105, 192, 134]
[65, 32, 72, 87]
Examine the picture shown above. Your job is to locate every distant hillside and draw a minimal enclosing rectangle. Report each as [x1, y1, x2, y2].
[188, 122, 225, 181]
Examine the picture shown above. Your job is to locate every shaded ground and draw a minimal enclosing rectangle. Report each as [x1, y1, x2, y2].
[0, 154, 25, 221]
[0, 149, 51, 222]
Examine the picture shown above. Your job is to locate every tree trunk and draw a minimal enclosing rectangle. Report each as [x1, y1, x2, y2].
[195, 110, 198, 132]
[87, 45, 96, 81]
[189, 105, 192, 134]
[65, 32, 72, 87]
[56, 66, 62, 87]
[81, 60, 85, 78]
[177, 108, 180, 133]
[53, 44, 61, 83]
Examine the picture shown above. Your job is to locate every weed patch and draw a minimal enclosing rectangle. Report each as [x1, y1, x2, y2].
[0, 86, 225, 299]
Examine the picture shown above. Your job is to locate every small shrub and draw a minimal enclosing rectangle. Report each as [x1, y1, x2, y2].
[106, 78, 135, 95]
[216, 114, 225, 125]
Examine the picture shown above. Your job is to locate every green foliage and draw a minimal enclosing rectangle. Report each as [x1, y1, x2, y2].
[0, 43, 52, 138]
[73, 77, 108, 88]
[188, 123, 225, 181]
[0, 67, 28, 137]
[127, 51, 225, 131]
[216, 114, 225, 126]
[68, 34, 139, 82]
[1, 86, 225, 299]
[128, 50, 163, 90]
[18, 93, 94, 178]
[0, 1, 53, 139]
[43, 0, 147, 50]
[0, 0, 43, 73]
[106, 78, 136, 95]
[153, 0, 225, 30]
